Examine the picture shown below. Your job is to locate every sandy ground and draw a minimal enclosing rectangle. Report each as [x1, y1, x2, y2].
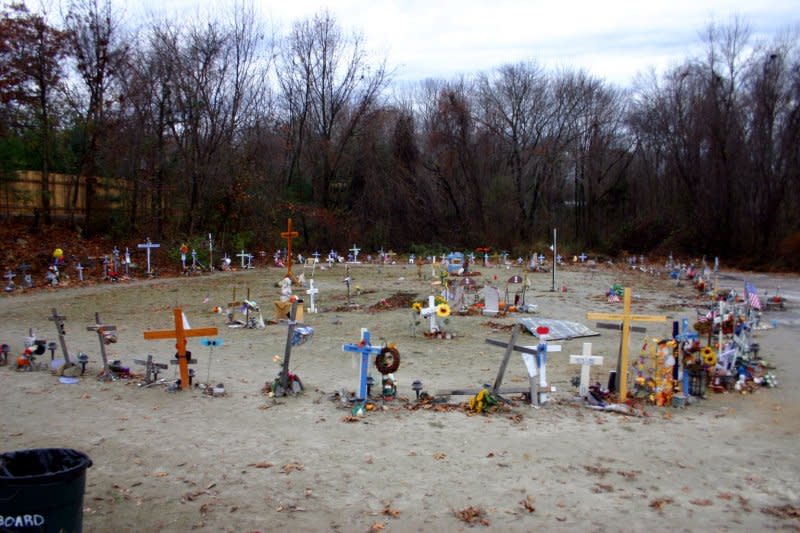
[1, 261, 799, 532]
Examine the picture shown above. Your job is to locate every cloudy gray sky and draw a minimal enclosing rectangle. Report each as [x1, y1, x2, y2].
[124, 0, 798, 86]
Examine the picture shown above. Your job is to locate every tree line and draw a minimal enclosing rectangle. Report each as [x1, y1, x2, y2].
[1, 2, 798, 266]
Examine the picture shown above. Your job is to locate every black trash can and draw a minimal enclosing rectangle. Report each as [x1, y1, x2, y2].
[0, 448, 92, 533]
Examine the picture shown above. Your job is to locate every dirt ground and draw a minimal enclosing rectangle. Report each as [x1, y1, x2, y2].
[1, 260, 799, 532]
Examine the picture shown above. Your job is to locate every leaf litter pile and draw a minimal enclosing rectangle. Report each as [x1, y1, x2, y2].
[368, 292, 418, 312]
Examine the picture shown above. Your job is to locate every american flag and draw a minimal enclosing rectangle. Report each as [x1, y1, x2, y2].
[744, 281, 762, 310]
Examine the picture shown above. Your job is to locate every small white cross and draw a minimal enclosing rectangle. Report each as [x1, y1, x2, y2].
[137, 238, 160, 274]
[579, 253, 587, 262]
[76, 263, 84, 282]
[570, 342, 603, 398]
[420, 295, 440, 333]
[237, 250, 249, 268]
[306, 279, 319, 313]
[349, 244, 360, 262]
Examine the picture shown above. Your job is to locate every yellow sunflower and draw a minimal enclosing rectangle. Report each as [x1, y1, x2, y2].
[436, 303, 451, 318]
[701, 346, 717, 367]
[412, 302, 423, 313]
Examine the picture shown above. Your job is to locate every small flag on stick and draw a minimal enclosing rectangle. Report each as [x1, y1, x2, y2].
[744, 281, 762, 310]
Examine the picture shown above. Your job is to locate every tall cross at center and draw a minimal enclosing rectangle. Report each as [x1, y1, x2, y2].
[281, 218, 299, 278]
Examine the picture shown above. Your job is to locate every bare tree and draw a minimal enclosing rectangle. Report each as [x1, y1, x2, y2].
[277, 10, 389, 209]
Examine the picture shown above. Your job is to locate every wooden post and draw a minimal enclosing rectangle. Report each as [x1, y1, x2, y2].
[87, 312, 117, 380]
[48, 308, 71, 365]
[278, 301, 299, 394]
[144, 308, 218, 390]
[281, 218, 299, 279]
[586, 287, 666, 401]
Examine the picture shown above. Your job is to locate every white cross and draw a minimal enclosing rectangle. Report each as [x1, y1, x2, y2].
[520, 332, 562, 404]
[208, 234, 214, 271]
[237, 250, 249, 268]
[538, 254, 545, 263]
[312, 251, 320, 263]
[420, 295, 440, 334]
[124, 247, 131, 275]
[137, 238, 160, 274]
[349, 244, 360, 262]
[579, 253, 587, 263]
[306, 279, 319, 313]
[569, 342, 603, 398]
[76, 263, 84, 282]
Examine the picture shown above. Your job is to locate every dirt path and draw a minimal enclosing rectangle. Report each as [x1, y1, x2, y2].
[1, 263, 798, 532]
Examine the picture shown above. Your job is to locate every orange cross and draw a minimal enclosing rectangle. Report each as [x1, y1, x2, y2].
[280, 218, 300, 278]
[144, 308, 218, 390]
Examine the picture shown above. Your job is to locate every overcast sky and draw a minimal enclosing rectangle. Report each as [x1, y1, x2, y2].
[123, 0, 798, 87]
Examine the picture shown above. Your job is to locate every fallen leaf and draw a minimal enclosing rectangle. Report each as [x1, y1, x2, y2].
[761, 504, 800, 519]
[433, 452, 446, 460]
[453, 506, 489, 526]
[617, 470, 639, 480]
[583, 465, 610, 477]
[690, 499, 712, 506]
[520, 495, 535, 513]
[369, 522, 386, 532]
[592, 483, 614, 493]
[282, 462, 304, 474]
[382, 506, 400, 517]
[248, 461, 273, 469]
[649, 498, 673, 510]
[716, 492, 733, 501]
[341, 416, 360, 423]
[229, 506, 238, 513]
[154, 472, 168, 478]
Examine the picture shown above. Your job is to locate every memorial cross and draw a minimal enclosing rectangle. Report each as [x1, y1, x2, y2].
[48, 308, 71, 364]
[281, 218, 300, 278]
[306, 279, 319, 313]
[143, 308, 218, 391]
[87, 312, 117, 380]
[586, 287, 667, 400]
[137, 238, 160, 275]
[349, 244, 361, 263]
[342, 329, 384, 401]
[569, 342, 603, 398]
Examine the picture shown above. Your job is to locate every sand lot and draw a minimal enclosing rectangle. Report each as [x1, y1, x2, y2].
[1, 261, 799, 532]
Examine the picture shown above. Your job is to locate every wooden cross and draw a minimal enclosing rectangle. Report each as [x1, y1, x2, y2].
[570, 342, 603, 398]
[48, 308, 71, 365]
[137, 238, 160, 275]
[306, 279, 319, 313]
[87, 312, 117, 381]
[586, 287, 667, 401]
[143, 308, 218, 390]
[281, 218, 300, 278]
[133, 354, 169, 384]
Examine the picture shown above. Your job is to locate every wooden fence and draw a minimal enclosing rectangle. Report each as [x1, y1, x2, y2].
[0, 171, 128, 220]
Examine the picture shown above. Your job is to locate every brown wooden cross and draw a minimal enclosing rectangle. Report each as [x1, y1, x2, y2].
[281, 218, 300, 279]
[144, 308, 218, 390]
[586, 287, 667, 401]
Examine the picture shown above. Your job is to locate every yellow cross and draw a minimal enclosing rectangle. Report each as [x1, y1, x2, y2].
[586, 287, 667, 401]
[144, 308, 218, 390]
[280, 218, 300, 278]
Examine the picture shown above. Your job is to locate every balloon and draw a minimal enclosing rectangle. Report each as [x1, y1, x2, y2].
[53, 248, 63, 258]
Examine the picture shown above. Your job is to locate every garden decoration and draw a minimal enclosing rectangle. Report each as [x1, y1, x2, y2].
[417, 295, 451, 336]
[586, 287, 667, 401]
[143, 308, 218, 391]
[180, 244, 189, 273]
[4, 269, 15, 292]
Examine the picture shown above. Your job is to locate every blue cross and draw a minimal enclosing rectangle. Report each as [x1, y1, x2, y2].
[673, 318, 698, 343]
[342, 329, 384, 400]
